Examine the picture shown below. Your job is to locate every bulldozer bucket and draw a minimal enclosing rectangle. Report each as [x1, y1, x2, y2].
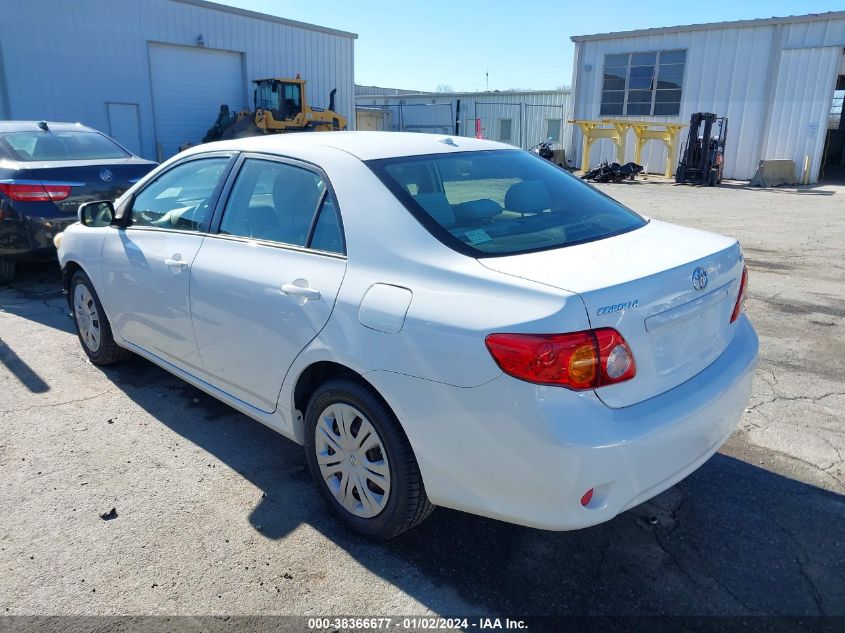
[221, 115, 263, 140]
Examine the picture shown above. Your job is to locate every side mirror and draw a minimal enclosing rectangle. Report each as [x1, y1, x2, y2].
[78, 200, 115, 227]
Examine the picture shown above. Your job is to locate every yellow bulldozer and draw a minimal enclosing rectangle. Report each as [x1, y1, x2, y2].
[203, 76, 347, 142]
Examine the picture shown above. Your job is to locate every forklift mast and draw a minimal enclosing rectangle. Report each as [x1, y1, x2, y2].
[675, 112, 728, 186]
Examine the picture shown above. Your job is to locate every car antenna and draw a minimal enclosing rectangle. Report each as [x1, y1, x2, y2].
[36, 121, 49, 131]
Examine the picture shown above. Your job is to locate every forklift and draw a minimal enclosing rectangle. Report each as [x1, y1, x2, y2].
[675, 112, 728, 186]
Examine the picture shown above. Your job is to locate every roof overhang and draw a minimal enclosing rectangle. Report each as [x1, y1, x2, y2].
[172, 0, 358, 39]
[571, 10, 845, 42]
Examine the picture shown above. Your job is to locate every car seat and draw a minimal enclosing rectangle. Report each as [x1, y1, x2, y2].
[412, 192, 455, 228]
[32, 136, 68, 161]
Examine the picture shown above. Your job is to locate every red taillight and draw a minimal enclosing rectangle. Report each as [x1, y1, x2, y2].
[730, 265, 748, 323]
[0, 181, 72, 202]
[485, 328, 636, 390]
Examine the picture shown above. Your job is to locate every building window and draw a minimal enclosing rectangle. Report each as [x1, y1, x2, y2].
[546, 119, 562, 142]
[499, 118, 512, 142]
[600, 49, 686, 117]
[831, 89, 844, 129]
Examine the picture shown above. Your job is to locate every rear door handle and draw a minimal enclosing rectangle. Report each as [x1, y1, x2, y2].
[282, 280, 321, 302]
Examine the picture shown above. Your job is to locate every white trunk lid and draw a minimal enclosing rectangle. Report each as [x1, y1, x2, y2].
[480, 220, 744, 408]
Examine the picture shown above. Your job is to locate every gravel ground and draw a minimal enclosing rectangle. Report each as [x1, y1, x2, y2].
[1, 179, 843, 618]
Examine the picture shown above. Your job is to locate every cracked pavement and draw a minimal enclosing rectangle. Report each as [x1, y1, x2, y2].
[1, 180, 844, 617]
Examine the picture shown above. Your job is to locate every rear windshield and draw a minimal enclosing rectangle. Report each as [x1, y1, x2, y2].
[0, 131, 130, 162]
[367, 149, 646, 257]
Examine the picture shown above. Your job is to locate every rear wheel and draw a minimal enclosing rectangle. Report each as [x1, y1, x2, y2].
[70, 270, 130, 365]
[0, 259, 15, 284]
[304, 378, 434, 539]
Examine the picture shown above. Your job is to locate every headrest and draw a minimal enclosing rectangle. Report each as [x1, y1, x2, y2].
[504, 180, 550, 214]
[452, 198, 502, 224]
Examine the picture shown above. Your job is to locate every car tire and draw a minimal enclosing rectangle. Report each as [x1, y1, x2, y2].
[304, 377, 434, 539]
[70, 270, 130, 366]
[0, 259, 15, 284]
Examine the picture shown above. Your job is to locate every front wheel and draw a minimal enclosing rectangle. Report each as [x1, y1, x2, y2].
[304, 378, 434, 539]
[70, 270, 130, 365]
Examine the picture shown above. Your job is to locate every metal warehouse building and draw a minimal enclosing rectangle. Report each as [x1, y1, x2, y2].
[356, 89, 571, 152]
[569, 11, 845, 183]
[0, 0, 356, 161]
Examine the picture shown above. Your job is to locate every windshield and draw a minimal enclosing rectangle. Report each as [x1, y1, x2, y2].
[0, 130, 130, 162]
[367, 150, 647, 257]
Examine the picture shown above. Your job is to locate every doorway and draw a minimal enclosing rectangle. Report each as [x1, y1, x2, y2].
[820, 74, 845, 183]
[106, 102, 142, 156]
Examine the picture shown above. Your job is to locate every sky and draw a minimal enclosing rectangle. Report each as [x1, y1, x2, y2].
[219, 0, 845, 93]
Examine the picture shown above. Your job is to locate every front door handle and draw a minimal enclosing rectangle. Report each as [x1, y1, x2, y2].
[165, 255, 188, 270]
[282, 279, 321, 302]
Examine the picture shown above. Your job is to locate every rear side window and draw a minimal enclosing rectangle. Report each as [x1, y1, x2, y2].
[367, 149, 646, 257]
[219, 158, 343, 253]
[0, 131, 130, 161]
[309, 196, 344, 254]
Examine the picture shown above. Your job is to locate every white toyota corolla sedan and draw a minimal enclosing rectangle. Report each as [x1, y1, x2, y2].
[57, 132, 758, 539]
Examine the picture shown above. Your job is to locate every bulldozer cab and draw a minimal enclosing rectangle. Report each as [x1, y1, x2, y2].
[253, 79, 303, 121]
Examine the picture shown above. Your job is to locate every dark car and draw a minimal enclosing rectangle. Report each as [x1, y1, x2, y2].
[0, 121, 157, 282]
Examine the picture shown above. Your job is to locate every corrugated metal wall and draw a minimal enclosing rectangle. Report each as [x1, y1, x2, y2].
[356, 91, 572, 152]
[569, 14, 845, 181]
[761, 46, 842, 183]
[0, 0, 356, 160]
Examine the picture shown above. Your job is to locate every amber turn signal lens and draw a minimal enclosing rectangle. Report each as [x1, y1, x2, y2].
[568, 343, 598, 388]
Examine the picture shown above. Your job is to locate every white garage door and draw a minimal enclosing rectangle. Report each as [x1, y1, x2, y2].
[149, 43, 245, 160]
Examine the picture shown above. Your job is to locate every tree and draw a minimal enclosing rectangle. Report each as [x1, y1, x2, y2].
[435, 84, 453, 93]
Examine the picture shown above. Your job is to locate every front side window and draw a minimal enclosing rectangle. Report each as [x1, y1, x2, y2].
[601, 49, 686, 116]
[219, 158, 332, 249]
[129, 157, 229, 231]
[0, 131, 130, 161]
[368, 149, 646, 257]
[255, 82, 279, 111]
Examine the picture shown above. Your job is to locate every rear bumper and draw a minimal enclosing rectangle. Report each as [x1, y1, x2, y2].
[0, 213, 75, 260]
[365, 315, 758, 530]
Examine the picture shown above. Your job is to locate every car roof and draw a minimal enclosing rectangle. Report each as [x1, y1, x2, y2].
[0, 121, 100, 134]
[196, 131, 517, 161]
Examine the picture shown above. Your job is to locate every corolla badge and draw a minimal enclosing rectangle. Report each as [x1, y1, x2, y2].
[692, 267, 708, 291]
[99, 169, 113, 182]
[597, 299, 639, 316]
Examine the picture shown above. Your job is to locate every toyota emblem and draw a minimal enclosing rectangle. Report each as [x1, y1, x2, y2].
[691, 267, 708, 292]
